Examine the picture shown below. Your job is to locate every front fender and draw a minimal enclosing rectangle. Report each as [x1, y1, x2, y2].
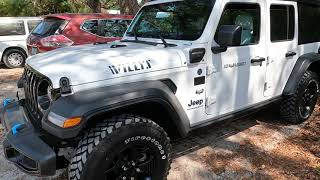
[42, 81, 190, 139]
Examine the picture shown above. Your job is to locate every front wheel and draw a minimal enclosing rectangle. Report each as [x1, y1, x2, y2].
[280, 71, 319, 124]
[69, 114, 171, 180]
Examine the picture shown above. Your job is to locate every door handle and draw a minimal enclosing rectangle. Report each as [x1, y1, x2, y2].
[285, 51, 297, 58]
[251, 57, 266, 64]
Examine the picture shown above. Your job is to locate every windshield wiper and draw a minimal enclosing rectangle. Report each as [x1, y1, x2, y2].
[124, 23, 174, 48]
[158, 34, 168, 48]
[145, 21, 169, 48]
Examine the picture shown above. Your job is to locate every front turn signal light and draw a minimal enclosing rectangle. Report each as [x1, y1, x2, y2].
[63, 117, 81, 128]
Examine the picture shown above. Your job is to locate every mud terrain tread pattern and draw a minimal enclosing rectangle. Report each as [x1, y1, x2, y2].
[68, 114, 172, 180]
[280, 71, 318, 124]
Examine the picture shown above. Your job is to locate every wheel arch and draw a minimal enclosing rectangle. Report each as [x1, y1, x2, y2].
[85, 99, 185, 138]
[1, 46, 28, 62]
[44, 81, 190, 139]
[283, 52, 320, 96]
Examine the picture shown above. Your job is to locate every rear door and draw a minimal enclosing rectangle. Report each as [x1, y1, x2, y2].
[78, 19, 99, 45]
[264, 1, 298, 97]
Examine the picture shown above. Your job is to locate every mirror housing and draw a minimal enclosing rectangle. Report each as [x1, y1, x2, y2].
[212, 25, 242, 54]
[216, 25, 242, 47]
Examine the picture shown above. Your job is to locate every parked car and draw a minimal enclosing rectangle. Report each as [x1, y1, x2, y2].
[0, 17, 41, 68]
[27, 13, 134, 55]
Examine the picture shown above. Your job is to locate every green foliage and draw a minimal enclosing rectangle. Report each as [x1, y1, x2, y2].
[0, 0, 30, 16]
[0, 0, 129, 17]
[0, 0, 74, 16]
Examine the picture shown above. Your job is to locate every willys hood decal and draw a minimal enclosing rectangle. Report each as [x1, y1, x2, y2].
[27, 42, 183, 88]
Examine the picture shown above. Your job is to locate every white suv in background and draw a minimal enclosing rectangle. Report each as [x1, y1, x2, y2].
[0, 17, 41, 68]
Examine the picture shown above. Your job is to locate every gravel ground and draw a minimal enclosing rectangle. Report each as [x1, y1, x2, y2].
[0, 66, 319, 180]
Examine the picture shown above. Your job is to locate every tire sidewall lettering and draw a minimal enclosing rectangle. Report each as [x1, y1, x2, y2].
[124, 136, 167, 159]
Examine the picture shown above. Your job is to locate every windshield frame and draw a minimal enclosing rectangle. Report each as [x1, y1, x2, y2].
[124, 0, 215, 42]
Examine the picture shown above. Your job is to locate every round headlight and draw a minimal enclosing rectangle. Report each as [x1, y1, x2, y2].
[37, 79, 51, 111]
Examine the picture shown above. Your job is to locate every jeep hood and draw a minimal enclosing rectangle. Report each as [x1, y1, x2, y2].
[26, 42, 184, 88]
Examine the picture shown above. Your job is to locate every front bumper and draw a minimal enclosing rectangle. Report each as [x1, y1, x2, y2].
[0, 100, 56, 176]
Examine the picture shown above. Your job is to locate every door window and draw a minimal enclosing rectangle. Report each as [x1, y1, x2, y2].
[100, 19, 131, 37]
[270, 5, 294, 42]
[215, 4, 261, 46]
[0, 20, 25, 36]
[81, 20, 99, 35]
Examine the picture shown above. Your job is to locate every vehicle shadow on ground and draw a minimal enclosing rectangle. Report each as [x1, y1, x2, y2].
[0, 64, 7, 69]
[171, 105, 281, 157]
[170, 105, 319, 179]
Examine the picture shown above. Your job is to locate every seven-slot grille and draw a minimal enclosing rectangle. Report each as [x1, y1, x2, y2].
[22, 66, 46, 123]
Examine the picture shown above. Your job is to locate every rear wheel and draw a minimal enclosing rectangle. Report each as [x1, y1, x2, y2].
[2, 49, 26, 68]
[68, 114, 171, 180]
[280, 71, 319, 124]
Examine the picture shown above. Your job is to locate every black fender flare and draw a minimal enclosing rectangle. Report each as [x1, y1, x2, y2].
[42, 81, 190, 139]
[283, 52, 320, 96]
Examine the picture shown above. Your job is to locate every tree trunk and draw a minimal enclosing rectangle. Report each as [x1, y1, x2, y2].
[118, 0, 148, 15]
[86, 0, 101, 13]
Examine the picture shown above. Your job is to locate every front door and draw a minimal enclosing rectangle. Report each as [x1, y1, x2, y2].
[264, 1, 298, 97]
[206, 1, 267, 116]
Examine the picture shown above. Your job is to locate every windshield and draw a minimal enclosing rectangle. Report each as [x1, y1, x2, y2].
[31, 18, 66, 37]
[126, 0, 215, 41]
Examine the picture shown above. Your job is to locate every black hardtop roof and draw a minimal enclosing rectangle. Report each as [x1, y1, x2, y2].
[284, 0, 320, 5]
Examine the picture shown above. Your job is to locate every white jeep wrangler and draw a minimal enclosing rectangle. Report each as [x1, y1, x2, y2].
[1, 0, 320, 179]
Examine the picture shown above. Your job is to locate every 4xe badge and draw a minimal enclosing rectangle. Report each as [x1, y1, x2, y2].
[188, 99, 204, 110]
[109, 59, 152, 75]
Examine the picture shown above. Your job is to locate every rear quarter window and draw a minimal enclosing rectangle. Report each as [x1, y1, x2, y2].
[298, 3, 320, 44]
[0, 20, 26, 36]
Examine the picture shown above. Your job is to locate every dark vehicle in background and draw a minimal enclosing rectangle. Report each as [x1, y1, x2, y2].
[27, 13, 134, 55]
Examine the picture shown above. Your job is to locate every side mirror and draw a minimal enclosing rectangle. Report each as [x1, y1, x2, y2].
[217, 25, 242, 46]
[212, 25, 243, 54]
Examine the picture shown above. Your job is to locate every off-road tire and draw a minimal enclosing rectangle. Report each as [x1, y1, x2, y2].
[280, 71, 319, 124]
[2, 49, 26, 68]
[68, 114, 171, 180]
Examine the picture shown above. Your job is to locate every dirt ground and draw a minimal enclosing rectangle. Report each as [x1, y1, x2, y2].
[0, 65, 319, 180]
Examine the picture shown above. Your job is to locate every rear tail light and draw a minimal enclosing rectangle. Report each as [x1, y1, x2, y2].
[40, 35, 74, 47]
